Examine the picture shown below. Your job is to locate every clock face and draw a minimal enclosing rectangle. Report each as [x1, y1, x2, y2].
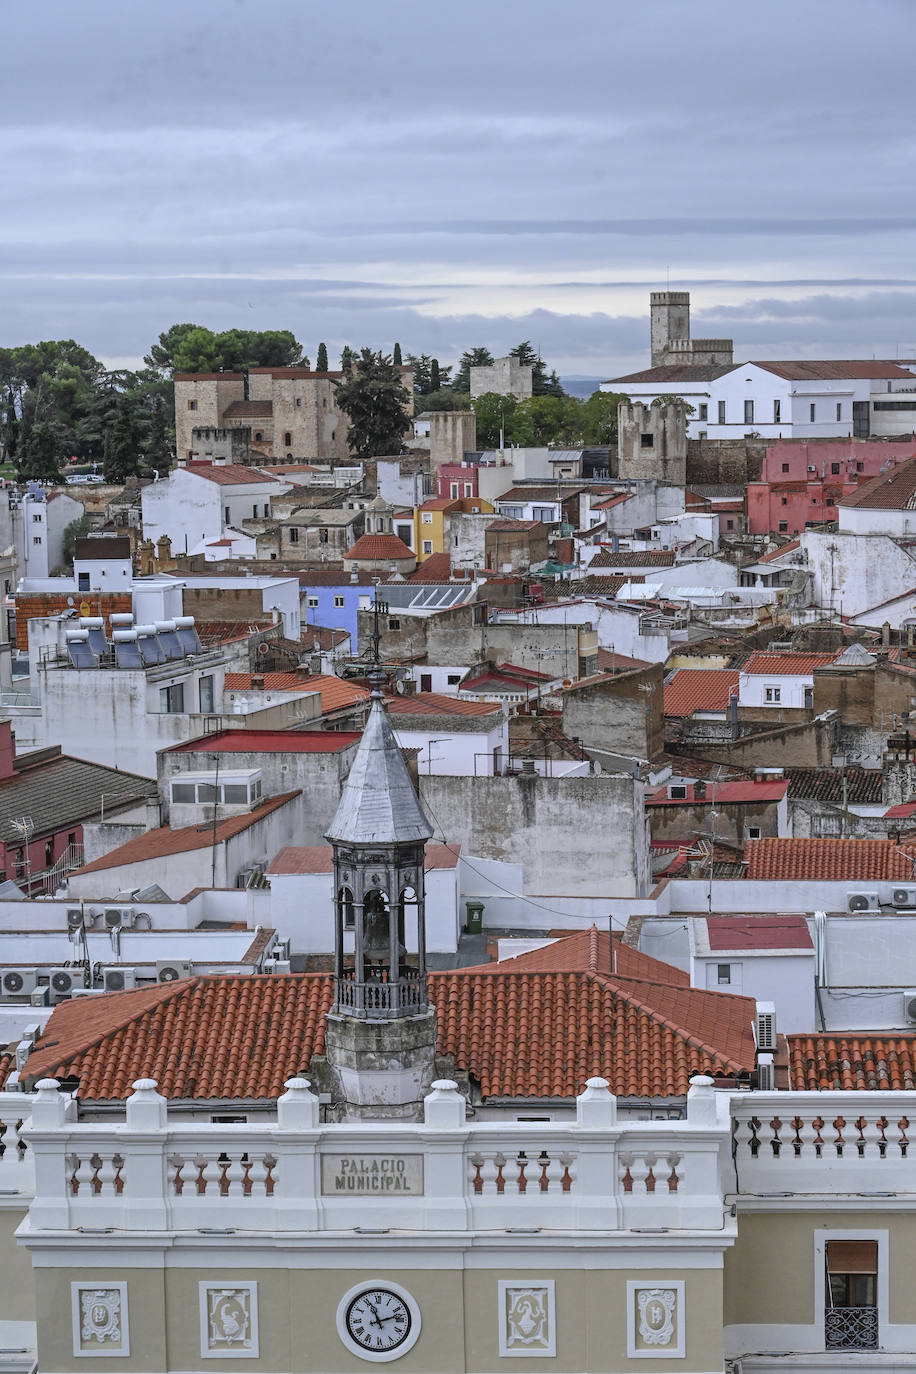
[337, 1282, 421, 1362]
[347, 1290, 410, 1352]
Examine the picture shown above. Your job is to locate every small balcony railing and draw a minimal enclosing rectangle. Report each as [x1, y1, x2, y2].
[335, 970, 427, 1019]
[825, 1306, 878, 1350]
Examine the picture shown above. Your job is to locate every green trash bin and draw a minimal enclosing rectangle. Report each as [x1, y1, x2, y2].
[465, 901, 484, 935]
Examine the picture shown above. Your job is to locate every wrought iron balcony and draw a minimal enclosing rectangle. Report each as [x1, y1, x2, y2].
[825, 1306, 878, 1350]
[334, 970, 427, 1019]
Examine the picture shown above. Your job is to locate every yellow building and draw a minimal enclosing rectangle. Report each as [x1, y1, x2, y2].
[413, 496, 493, 562]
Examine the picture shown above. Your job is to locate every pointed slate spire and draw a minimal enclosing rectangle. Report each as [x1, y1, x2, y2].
[325, 675, 434, 846]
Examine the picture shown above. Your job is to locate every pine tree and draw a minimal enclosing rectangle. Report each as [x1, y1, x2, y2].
[102, 396, 141, 484]
[393, 342, 402, 366]
[316, 342, 328, 372]
[334, 349, 411, 459]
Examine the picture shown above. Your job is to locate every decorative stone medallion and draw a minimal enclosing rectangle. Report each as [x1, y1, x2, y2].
[71, 1282, 129, 1357]
[199, 1282, 259, 1358]
[627, 1280, 685, 1358]
[498, 1280, 556, 1357]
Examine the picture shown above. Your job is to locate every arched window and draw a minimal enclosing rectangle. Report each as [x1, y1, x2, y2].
[337, 886, 354, 929]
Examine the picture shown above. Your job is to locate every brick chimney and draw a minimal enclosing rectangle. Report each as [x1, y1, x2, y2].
[0, 722, 15, 780]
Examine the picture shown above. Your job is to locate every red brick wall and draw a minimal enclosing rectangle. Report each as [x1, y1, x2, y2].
[14, 593, 133, 651]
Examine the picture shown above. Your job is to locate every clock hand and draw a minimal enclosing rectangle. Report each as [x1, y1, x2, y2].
[364, 1301, 383, 1328]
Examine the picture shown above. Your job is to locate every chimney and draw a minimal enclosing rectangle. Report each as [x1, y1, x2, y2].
[137, 540, 155, 576]
[694, 779, 706, 800]
[251, 673, 265, 690]
[156, 534, 172, 567]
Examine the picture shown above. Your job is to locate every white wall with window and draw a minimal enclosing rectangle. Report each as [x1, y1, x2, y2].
[738, 667, 816, 709]
[169, 769, 263, 826]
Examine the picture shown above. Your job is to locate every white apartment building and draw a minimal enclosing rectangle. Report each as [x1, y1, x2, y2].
[140, 459, 291, 554]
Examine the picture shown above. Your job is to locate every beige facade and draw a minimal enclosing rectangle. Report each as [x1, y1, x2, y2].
[175, 367, 415, 465]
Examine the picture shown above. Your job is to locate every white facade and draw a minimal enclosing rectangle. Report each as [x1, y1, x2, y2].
[140, 466, 291, 553]
[801, 528, 916, 619]
[607, 361, 916, 440]
[739, 667, 815, 710]
[388, 717, 509, 776]
[166, 573, 301, 639]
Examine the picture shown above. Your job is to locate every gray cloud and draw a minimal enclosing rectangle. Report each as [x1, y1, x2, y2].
[1, 0, 915, 374]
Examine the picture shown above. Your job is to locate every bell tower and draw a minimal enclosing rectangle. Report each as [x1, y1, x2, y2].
[322, 662, 438, 1120]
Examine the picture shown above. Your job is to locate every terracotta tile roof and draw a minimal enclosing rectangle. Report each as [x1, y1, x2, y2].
[786, 766, 883, 805]
[486, 519, 543, 532]
[346, 533, 415, 561]
[168, 729, 360, 755]
[753, 360, 916, 381]
[70, 793, 300, 875]
[186, 463, 279, 486]
[224, 673, 369, 714]
[745, 837, 916, 882]
[610, 363, 736, 383]
[705, 915, 812, 951]
[758, 539, 801, 563]
[194, 619, 274, 644]
[0, 756, 157, 844]
[22, 928, 756, 1102]
[839, 455, 916, 511]
[386, 691, 502, 717]
[497, 487, 580, 503]
[297, 569, 374, 587]
[221, 400, 273, 419]
[590, 548, 676, 569]
[175, 372, 246, 381]
[418, 497, 459, 512]
[789, 1034, 916, 1090]
[407, 553, 452, 582]
[268, 842, 458, 876]
[886, 801, 916, 819]
[741, 651, 839, 675]
[597, 648, 652, 673]
[0, 1050, 13, 1091]
[491, 928, 688, 984]
[664, 669, 740, 716]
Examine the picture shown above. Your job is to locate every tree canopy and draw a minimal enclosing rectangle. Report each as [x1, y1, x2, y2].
[333, 349, 411, 459]
[144, 324, 303, 375]
[471, 389, 625, 449]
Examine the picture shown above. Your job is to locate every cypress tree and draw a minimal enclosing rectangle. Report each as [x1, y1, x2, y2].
[393, 342, 402, 365]
[316, 342, 328, 372]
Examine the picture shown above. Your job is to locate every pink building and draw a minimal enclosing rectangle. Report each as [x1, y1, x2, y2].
[436, 462, 480, 500]
[747, 441, 916, 536]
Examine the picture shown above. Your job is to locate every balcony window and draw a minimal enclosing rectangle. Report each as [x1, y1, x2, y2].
[825, 1240, 878, 1350]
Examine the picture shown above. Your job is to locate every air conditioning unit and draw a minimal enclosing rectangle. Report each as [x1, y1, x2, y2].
[848, 892, 881, 911]
[263, 959, 291, 975]
[103, 967, 137, 993]
[48, 967, 87, 1003]
[893, 887, 916, 908]
[104, 907, 135, 930]
[0, 968, 37, 1000]
[66, 908, 84, 930]
[756, 1002, 777, 1052]
[69, 988, 102, 998]
[156, 959, 192, 984]
[905, 992, 916, 1025]
[757, 1052, 775, 1091]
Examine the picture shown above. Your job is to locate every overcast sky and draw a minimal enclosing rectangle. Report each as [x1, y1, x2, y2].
[3, 0, 916, 379]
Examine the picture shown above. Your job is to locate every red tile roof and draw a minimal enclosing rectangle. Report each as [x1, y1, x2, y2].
[705, 916, 812, 951]
[839, 455, 916, 511]
[789, 1034, 916, 1090]
[486, 519, 543, 533]
[168, 730, 360, 755]
[752, 360, 916, 381]
[418, 497, 459, 512]
[407, 553, 452, 582]
[221, 400, 273, 419]
[224, 673, 369, 714]
[186, 463, 279, 486]
[590, 548, 677, 568]
[71, 793, 300, 875]
[386, 691, 502, 717]
[268, 842, 459, 876]
[664, 669, 740, 716]
[757, 539, 801, 563]
[745, 837, 916, 882]
[597, 649, 653, 674]
[346, 533, 415, 561]
[22, 928, 756, 1102]
[886, 802, 916, 819]
[741, 651, 839, 675]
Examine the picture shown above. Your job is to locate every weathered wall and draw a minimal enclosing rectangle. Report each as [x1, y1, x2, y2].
[430, 412, 477, 470]
[676, 714, 838, 769]
[686, 436, 766, 486]
[618, 400, 687, 485]
[562, 664, 665, 763]
[174, 375, 245, 458]
[419, 770, 649, 897]
[469, 356, 533, 400]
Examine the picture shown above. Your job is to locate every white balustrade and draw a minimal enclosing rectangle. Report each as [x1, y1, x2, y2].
[731, 1091, 916, 1198]
[17, 1075, 736, 1234]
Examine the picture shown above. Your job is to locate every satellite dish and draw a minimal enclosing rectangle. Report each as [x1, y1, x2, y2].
[67, 596, 75, 607]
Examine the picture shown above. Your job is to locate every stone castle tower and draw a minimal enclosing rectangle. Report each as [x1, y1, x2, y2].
[617, 400, 688, 485]
[321, 668, 438, 1121]
[650, 291, 733, 369]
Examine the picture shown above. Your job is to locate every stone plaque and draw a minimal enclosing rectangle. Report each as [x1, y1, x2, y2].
[321, 1153, 424, 1195]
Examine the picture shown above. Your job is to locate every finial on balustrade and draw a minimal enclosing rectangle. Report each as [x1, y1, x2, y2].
[424, 1079, 466, 1128]
[687, 1074, 718, 1126]
[126, 1078, 167, 1129]
[31, 1078, 68, 1128]
[576, 1076, 617, 1128]
[277, 1076, 319, 1128]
